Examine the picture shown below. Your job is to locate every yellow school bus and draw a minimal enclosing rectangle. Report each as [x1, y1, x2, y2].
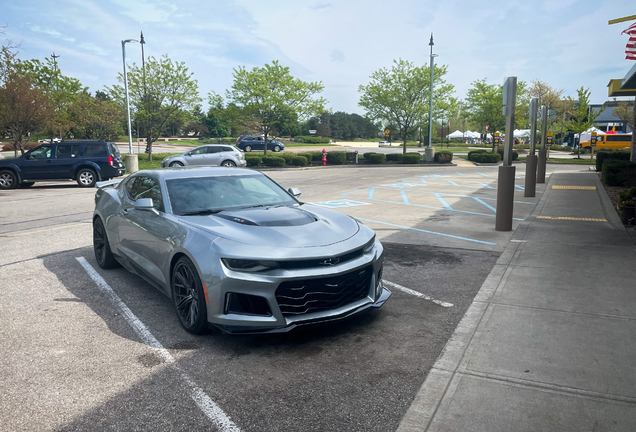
[580, 133, 632, 150]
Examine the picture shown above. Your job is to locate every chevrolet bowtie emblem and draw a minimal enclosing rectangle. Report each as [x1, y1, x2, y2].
[320, 257, 340, 266]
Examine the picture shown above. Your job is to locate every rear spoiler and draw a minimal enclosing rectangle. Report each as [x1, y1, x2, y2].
[96, 179, 123, 189]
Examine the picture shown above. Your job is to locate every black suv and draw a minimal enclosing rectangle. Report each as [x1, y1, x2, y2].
[0, 141, 125, 189]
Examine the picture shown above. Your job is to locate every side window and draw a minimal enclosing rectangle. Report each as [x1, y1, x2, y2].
[207, 146, 222, 154]
[221, 146, 234, 152]
[29, 145, 53, 160]
[191, 147, 208, 155]
[56, 144, 80, 158]
[84, 144, 109, 157]
[127, 176, 164, 211]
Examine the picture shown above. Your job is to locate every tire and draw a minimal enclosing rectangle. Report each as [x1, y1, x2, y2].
[20, 182, 35, 188]
[76, 168, 97, 187]
[244, 145, 252, 152]
[93, 217, 119, 269]
[273, 145, 281, 152]
[221, 160, 236, 167]
[172, 256, 208, 334]
[0, 170, 17, 190]
[169, 162, 184, 167]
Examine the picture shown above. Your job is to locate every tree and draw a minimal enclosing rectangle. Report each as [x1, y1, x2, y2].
[20, 58, 85, 139]
[0, 73, 53, 157]
[567, 87, 599, 146]
[359, 59, 456, 154]
[69, 93, 125, 141]
[464, 78, 528, 149]
[227, 60, 326, 155]
[613, 100, 636, 161]
[108, 54, 201, 161]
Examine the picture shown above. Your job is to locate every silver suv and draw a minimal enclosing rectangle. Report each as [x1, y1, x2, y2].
[161, 145, 246, 168]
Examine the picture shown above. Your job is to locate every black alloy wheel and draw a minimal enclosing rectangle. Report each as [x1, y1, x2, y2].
[172, 257, 208, 334]
[93, 218, 119, 269]
[0, 170, 17, 189]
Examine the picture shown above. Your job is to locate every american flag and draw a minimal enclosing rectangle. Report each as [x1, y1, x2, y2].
[623, 21, 636, 60]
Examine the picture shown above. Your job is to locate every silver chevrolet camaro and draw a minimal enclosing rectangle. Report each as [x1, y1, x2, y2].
[92, 167, 390, 334]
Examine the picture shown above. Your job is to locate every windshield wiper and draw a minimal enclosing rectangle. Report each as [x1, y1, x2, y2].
[181, 209, 224, 216]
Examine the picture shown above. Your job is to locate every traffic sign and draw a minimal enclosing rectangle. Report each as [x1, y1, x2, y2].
[494, 132, 501, 145]
[547, 132, 553, 146]
[384, 128, 390, 136]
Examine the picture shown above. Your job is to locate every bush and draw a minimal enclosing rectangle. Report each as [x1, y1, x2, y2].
[386, 153, 403, 162]
[292, 136, 331, 144]
[602, 160, 636, 187]
[435, 150, 453, 163]
[477, 153, 502, 163]
[326, 151, 346, 165]
[345, 152, 358, 162]
[496, 147, 518, 161]
[363, 152, 378, 160]
[298, 151, 323, 161]
[277, 152, 300, 163]
[289, 156, 308, 166]
[595, 150, 630, 172]
[618, 187, 636, 207]
[2, 143, 39, 151]
[246, 157, 261, 167]
[367, 153, 386, 164]
[402, 153, 422, 164]
[262, 156, 285, 167]
[468, 150, 489, 162]
[548, 144, 569, 151]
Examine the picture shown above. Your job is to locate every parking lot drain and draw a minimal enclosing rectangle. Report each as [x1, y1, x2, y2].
[383, 280, 453, 307]
[551, 185, 596, 190]
[75, 257, 241, 432]
[536, 216, 607, 222]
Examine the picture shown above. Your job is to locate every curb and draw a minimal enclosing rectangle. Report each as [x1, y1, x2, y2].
[254, 163, 457, 171]
[396, 173, 557, 432]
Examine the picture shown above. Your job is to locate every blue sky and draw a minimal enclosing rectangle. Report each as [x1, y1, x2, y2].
[2, 0, 634, 115]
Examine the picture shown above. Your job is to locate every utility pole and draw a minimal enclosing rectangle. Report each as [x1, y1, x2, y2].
[50, 53, 60, 72]
[425, 33, 437, 162]
[141, 31, 150, 154]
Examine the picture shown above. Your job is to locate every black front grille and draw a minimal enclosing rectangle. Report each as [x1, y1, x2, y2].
[275, 266, 373, 316]
[277, 248, 364, 270]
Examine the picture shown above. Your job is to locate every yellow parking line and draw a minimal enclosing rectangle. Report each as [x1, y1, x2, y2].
[0, 222, 91, 237]
[537, 216, 607, 222]
[551, 185, 596, 190]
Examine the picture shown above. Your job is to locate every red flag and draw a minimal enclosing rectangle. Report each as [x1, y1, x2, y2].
[622, 21, 636, 60]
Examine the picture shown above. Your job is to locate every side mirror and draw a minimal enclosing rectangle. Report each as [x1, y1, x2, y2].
[288, 187, 301, 197]
[134, 198, 155, 211]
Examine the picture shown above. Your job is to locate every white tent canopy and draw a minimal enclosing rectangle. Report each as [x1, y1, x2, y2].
[576, 127, 606, 142]
[446, 130, 466, 139]
[514, 129, 531, 138]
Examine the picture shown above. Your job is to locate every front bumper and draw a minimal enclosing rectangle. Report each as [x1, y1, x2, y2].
[214, 286, 391, 334]
[203, 243, 388, 334]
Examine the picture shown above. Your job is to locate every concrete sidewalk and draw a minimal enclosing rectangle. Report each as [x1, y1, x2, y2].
[398, 170, 636, 431]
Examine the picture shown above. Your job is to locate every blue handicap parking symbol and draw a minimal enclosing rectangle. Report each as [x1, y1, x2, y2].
[311, 200, 371, 208]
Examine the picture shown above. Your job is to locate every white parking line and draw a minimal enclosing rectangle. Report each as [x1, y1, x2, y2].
[383, 280, 453, 308]
[76, 257, 241, 432]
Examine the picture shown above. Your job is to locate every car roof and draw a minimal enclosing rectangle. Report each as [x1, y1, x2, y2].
[135, 166, 259, 180]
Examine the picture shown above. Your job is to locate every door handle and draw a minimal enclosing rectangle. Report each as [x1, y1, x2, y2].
[47, 160, 52, 163]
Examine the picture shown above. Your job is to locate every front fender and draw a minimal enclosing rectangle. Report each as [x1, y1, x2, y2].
[0, 162, 24, 181]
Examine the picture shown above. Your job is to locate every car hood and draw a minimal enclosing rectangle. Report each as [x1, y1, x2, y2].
[178, 204, 359, 248]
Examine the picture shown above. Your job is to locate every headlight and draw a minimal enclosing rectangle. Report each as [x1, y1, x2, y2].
[363, 236, 376, 254]
[222, 258, 279, 272]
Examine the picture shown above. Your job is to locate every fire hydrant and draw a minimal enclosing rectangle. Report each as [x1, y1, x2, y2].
[322, 148, 327, 166]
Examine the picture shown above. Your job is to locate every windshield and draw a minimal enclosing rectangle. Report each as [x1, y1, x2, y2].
[166, 174, 297, 216]
[109, 142, 122, 159]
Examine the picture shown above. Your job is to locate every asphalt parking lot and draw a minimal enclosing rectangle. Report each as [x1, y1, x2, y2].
[0, 164, 587, 431]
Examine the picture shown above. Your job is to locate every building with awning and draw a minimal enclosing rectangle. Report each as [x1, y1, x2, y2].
[608, 63, 636, 97]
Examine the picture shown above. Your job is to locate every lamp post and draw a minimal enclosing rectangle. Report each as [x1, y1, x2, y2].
[427, 33, 438, 149]
[122, 38, 139, 172]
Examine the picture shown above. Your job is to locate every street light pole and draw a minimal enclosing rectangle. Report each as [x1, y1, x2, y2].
[427, 33, 435, 149]
[121, 39, 138, 154]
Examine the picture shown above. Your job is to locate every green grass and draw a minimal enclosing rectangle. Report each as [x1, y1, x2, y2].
[517, 157, 595, 164]
[154, 139, 202, 146]
[133, 152, 173, 171]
